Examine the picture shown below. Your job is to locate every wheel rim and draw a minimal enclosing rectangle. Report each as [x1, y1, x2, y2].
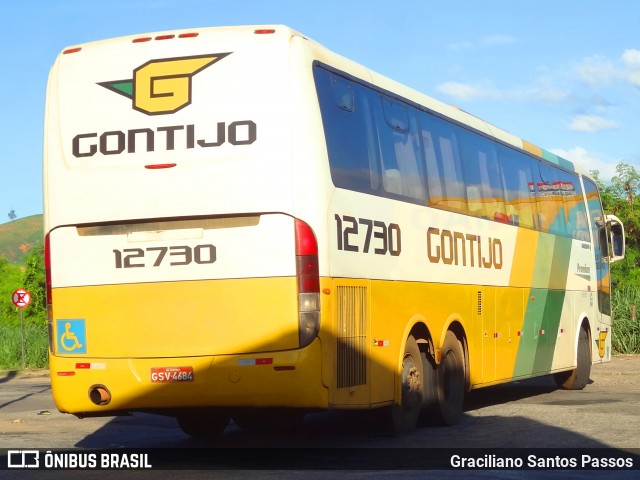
[402, 352, 422, 411]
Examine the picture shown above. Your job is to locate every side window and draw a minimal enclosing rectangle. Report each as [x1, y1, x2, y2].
[459, 129, 505, 221]
[314, 68, 379, 194]
[498, 146, 538, 229]
[584, 178, 608, 257]
[375, 97, 425, 201]
[563, 173, 589, 240]
[420, 113, 467, 214]
[536, 163, 569, 236]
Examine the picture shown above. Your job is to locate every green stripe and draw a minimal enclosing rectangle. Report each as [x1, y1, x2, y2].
[514, 287, 547, 377]
[513, 236, 572, 377]
[541, 148, 575, 172]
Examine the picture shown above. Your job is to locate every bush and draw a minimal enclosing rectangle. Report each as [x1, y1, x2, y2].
[0, 322, 49, 369]
[612, 286, 640, 354]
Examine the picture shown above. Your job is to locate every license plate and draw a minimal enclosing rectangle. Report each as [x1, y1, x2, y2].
[150, 366, 194, 383]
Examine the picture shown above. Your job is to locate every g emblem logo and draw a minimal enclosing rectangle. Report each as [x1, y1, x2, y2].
[99, 53, 230, 115]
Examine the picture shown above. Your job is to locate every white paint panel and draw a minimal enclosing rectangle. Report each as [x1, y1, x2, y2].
[50, 214, 295, 288]
[329, 189, 518, 286]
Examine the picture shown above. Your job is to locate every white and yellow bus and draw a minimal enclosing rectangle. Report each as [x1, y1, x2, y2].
[44, 25, 625, 436]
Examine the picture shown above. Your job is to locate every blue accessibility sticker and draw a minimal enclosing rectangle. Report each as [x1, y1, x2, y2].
[56, 319, 87, 354]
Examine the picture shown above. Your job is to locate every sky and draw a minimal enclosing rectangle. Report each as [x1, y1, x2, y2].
[1, 0, 639, 220]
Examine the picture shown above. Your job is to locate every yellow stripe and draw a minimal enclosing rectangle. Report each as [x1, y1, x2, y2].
[523, 140, 543, 158]
[509, 228, 539, 287]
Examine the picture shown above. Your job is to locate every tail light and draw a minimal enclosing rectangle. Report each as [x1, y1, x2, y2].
[45, 233, 55, 354]
[295, 219, 320, 348]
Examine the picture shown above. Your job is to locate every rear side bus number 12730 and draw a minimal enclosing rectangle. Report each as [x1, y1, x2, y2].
[113, 244, 217, 269]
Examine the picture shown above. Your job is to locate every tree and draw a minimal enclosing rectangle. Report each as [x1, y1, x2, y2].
[21, 245, 46, 325]
[0, 257, 24, 326]
[593, 162, 640, 289]
[8, 210, 16, 221]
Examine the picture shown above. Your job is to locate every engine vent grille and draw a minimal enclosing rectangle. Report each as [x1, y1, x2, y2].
[336, 286, 367, 389]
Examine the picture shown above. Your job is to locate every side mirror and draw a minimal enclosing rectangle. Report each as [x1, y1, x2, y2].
[606, 214, 625, 263]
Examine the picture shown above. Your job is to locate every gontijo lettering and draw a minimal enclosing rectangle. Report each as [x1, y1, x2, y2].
[72, 121, 257, 158]
[427, 227, 503, 269]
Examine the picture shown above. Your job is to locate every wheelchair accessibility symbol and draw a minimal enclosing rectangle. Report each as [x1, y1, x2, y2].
[56, 319, 87, 354]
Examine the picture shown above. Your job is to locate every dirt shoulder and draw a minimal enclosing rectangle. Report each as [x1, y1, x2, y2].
[590, 354, 640, 386]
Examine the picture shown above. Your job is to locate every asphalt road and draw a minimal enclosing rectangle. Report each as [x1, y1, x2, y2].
[1, 355, 639, 478]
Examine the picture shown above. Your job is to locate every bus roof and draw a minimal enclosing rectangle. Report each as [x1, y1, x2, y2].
[56, 24, 587, 177]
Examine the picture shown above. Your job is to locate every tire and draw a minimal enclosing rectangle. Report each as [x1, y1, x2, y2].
[389, 335, 424, 434]
[417, 348, 439, 427]
[554, 326, 591, 390]
[434, 331, 465, 426]
[233, 408, 306, 432]
[176, 409, 230, 440]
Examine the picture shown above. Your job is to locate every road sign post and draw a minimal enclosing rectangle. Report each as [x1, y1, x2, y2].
[12, 289, 31, 370]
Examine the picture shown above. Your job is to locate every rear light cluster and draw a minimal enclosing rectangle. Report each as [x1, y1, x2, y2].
[294, 220, 320, 348]
[44, 234, 55, 354]
[132, 32, 200, 43]
[63, 28, 276, 55]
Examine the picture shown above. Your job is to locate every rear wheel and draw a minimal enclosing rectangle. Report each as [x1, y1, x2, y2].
[176, 409, 230, 440]
[554, 326, 591, 390]
[389, 335, 424, 434]
[434, 331, 465, 426]
[417, 348, 438, 427]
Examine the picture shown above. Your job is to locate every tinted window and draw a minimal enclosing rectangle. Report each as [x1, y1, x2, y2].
[315, 71, 379, 194]
[536, 163, 569, 236]
[376, 98, 425, 200]
[314, 64, 588, 239]
[420, 112, 467, 214]
[499, 145, 538, 228]
[459, 129, 505, 221]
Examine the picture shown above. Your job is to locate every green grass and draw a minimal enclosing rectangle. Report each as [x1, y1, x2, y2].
[612, 286, 640, 354]
[0, 322, 49, 369]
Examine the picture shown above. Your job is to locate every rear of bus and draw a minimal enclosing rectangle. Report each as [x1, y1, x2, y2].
[44, 26, 329, 420]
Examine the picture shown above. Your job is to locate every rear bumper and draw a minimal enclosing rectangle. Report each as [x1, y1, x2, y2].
[50, 338, 328, 415]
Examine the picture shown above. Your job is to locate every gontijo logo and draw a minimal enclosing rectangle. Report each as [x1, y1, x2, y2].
[98, 53, 230, 115]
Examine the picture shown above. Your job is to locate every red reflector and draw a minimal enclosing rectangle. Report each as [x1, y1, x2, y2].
[76, 363, 90, 369]
[296, 255, 320, 293]
[255, 29, 276, 34]
[295, 220, 318, 255]
[57, 371, 75, 376]
[179, 33, 199, 38]
[256, 358, 273, 365]
[295, 219, 319, 294]
[274, 366, 295, 371]
[132, 37, 152, 43]
[155, 34, 175, 40]
[145, 163, 177, 169]
[63, 47, 82, 54]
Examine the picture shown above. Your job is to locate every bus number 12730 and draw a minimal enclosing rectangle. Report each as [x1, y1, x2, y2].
[113, 244, 217, 269]
[334, 214, 401, 256]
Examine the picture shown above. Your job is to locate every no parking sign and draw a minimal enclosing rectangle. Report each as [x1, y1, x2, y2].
[12, 288, 31, 369]
[12, 289, 31, 309]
